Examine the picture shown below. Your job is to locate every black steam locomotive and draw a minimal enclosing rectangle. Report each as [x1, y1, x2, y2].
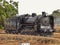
[4, 12, 55, 36]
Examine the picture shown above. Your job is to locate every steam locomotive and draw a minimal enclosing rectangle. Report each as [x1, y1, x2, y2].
[4, 12, 55, 36]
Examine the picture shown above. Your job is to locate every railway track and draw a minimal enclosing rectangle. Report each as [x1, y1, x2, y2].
[0, 30, 60, 39]
[0, 32, 60, 39]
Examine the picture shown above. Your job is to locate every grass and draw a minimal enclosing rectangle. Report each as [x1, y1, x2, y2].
[0, 25, 60, 45]
[0, 34, 60, 45]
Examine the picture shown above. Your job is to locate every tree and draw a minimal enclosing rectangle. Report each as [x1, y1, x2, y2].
[52, 9, 60, 18]
[0, 0, 18, 29]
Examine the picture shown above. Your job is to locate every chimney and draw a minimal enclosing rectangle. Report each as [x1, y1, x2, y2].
[42, 12, 46, 16]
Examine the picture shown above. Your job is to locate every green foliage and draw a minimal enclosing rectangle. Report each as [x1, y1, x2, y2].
[5, 4, 18, 17]
[13, 2, 18, 8]
[0, 0, 18, 29]
[52, 9, 60, 18]
[3, 0, 9, 6]
[0, 0, 2, 2]
[10, 0, 13, 3]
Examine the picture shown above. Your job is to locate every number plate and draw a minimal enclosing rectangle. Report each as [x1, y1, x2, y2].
[41, 26, 51, 29]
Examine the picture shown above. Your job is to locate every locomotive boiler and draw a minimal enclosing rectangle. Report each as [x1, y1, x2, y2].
[4, 12, 55, 36]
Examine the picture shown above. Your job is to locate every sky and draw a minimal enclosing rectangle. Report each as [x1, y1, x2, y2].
[7, 0, 60, 15]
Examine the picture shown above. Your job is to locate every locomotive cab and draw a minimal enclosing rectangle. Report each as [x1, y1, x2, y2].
[5, 16, 20, 34]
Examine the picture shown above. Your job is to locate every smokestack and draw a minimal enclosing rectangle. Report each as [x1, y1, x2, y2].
[42, 12, 46, 16]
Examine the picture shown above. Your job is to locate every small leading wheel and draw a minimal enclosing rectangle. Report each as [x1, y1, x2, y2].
[43, 32, 52, 37]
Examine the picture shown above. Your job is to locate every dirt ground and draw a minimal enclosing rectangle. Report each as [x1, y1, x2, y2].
[0, 34, 60, 45]
[0, 26, 60, 45]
